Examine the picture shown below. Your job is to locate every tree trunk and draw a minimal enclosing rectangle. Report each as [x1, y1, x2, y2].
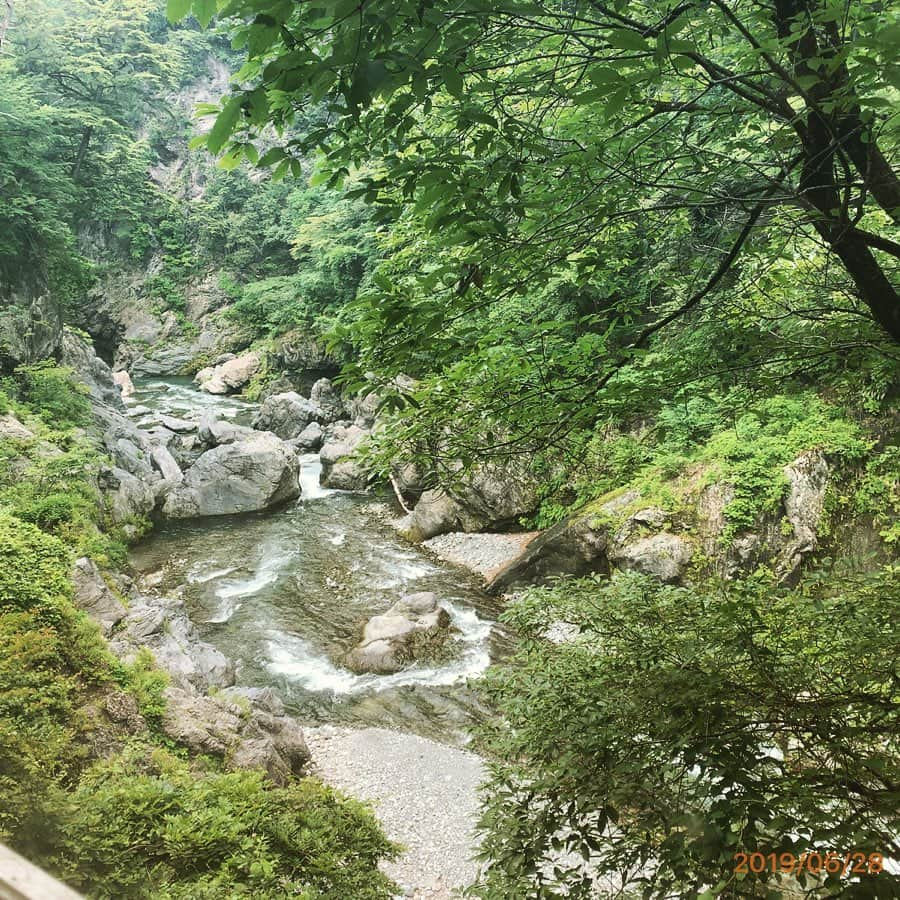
[821, 226, 900, 342]
[0, 0, 13, 50]
[773, 0, 900, 342]
[71, 124, 93, 179]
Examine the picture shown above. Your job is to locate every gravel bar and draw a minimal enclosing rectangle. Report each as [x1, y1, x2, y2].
[304, 726, 486, 899]
[421, 531, 540, 581]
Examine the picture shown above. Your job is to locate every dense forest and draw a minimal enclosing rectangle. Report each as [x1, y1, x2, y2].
[0, 0, 898, 897]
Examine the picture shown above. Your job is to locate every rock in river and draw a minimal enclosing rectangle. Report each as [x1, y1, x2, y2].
[252, 390, 321, 439]
[344, 591, 452, 675]
[162, 432, 300, 518]
[196, 351, 261, 395]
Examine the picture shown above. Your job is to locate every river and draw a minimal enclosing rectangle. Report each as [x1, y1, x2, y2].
[127, 378, 505, 743]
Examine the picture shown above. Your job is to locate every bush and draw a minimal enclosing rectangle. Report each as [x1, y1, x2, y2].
[473, 570, 900, 899]
[12, 361, 90, 428]
[50, 749, 400, 899]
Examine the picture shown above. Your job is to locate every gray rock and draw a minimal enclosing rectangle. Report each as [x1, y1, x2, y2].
[310, 377, 346, 423]
[348, 390, 381, 428]
[71, 557, 126, 635]
[113, 437, 148, 476]
[220, 686, 285, 717]
[162, 686, 309, 785]
[396, 489, 461, 542]
[120, 597, 235, 691]
[61, 330, 125, 409]
[98, 465, 157, 527]
[344, 592, 452, 675]
[162, 432, 300, 518]
[400, 457, 540, 541]
[0, 414, 34, 441]
[270, 330, 336, 373]
[319, 423, 369, 490]
[778, 450, 829, 584]
[197, 411, 256, 447]
[151, 444, 183, 483]
[168, 434, 205, 471]
[159, 414, 197, 433]
[252, 391, 321, 440]
[197, 352, 260, 395]
[143, 425, 178, 448]
[609, 532, 694, 583]
[129, 341, 195, 376]
[486, 505, 611, 593]
[113, 369, 136, 398]
[289, 420, 324, 452]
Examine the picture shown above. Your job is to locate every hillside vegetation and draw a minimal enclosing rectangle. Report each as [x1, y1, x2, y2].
[1, 0, 898, 897]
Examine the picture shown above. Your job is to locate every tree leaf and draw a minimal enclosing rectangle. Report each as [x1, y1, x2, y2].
[193, 0, 217, 28]
[206, 95, 242, 154]
[443, 66, 464, 98]
[166, 0, 191, 23]
[606, 28, 650, 51]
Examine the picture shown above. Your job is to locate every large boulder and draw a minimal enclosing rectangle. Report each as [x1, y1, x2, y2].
[161, 432, 300, 518]
[319, 423, 369, 490]
[197, 352, 260, 395]
[61, 330, 124, 409]
[197, 411, 256, 447]
[113, 369, 136, 398]
[252, 391, 321, 439]
[150, 444, 183, 483]
[0, 414, 34, 441]
[309, 377, 347, 423]
[288, 420, 324, 452]
[270, 330, 337, 375]
[344, 591, 452, 674]
[608, 532, 694, 584]
[398, 457, 541, 541]
[162, 686, 310, 785]
[71, 557, 127, 636]
[112, 595, 235, 691]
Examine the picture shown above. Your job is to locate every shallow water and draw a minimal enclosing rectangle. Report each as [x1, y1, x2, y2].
[127, 378, 505, 742]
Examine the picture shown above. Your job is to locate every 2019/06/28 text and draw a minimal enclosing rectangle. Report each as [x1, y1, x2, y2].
[734, 851, 884, 877]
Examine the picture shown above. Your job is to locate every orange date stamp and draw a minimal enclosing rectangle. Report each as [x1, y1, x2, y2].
[734, 851, 884, 876]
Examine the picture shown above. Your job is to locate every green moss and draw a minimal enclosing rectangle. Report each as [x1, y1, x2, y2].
[535, 392, 877, 547]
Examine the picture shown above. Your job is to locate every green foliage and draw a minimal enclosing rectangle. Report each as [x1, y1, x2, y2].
[695, 394, 870, 539]
[0, 512, 116, 843]
[849, 444, 900, 544]
[0, 0, 202, 293]
[121, 649, 169, 727]
[0, 400, 399, 898]
[51, 749, 399, 899]
[182, 0, 900, 475]
[473, 570, 900, 899]
[12, 362, 90, 429]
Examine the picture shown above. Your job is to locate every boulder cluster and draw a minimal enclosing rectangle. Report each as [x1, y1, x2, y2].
[71, 557, 309, 784]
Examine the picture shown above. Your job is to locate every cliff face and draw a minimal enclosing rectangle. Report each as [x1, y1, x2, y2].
[62, 56, 251, 377]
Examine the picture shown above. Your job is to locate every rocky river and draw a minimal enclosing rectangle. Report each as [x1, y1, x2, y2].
[127, 377, 506, 741]
[121, 377, 502, 897]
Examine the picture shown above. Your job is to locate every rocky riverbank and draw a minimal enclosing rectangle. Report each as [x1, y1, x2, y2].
[305, 726, 485, 899]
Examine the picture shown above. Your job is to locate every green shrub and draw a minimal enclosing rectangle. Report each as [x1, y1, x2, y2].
[12, 361, 90, 429]
[120, 648, 169, 727]
[50, 749, 400, 900]
[474, 569, 900, 899]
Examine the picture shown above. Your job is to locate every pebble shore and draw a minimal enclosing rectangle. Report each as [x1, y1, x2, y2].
[305, 726, 486, 899]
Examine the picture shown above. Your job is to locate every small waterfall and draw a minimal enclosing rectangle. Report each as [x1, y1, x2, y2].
[298, 453, 335, 500]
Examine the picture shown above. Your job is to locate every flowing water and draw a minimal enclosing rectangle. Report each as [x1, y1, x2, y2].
[127, 378, 505, 742]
